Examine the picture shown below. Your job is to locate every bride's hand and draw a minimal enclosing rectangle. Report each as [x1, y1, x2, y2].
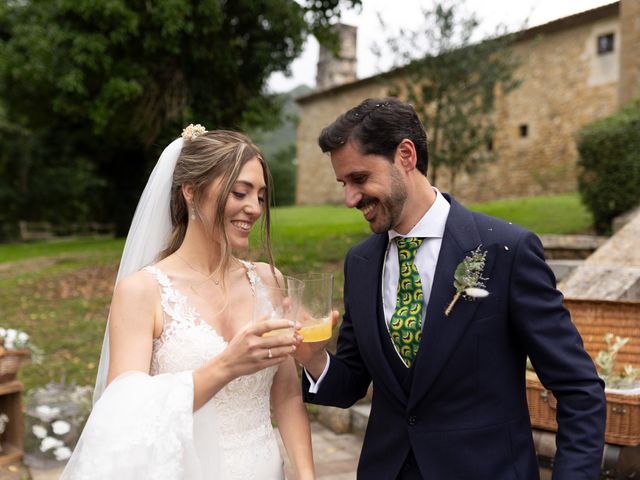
[219, 318, 299, 380]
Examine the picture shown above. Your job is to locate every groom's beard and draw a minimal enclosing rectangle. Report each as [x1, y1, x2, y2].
[358, 169, 408, 234]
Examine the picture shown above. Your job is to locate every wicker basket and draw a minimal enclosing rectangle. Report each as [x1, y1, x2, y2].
[526, 372, 640, 446]
[0, 348, 29, 384]
[564, 298, 640, 369]
[525, 298, 640, 447]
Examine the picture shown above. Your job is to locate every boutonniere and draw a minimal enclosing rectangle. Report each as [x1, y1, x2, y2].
[444, 246, 489, 316]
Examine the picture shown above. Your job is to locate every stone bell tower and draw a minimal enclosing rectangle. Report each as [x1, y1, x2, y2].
[316, 23, 357, 91]
[618, 0, 640, 105]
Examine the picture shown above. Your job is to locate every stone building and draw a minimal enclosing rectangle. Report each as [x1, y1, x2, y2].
[295, 1, 640, 205]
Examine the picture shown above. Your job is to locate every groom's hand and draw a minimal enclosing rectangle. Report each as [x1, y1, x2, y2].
[292, 310, 339, 379]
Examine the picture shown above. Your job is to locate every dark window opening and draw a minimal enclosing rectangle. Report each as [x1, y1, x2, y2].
[597, 33, 614, 55]
[486, 138, 493, 151]
[519, 124, 528, 138]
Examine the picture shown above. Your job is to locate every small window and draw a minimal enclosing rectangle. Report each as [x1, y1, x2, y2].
[519, 124, 528, 138]
[486, 137, 493, 152]
[597, 33, 614, 55]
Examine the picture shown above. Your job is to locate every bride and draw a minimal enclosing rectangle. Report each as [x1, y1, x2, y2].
[61, 125, 315, 479]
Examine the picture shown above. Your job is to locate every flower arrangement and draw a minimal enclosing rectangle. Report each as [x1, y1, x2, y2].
[24, 379, 92, 468]
[596, 333, 640, 390]
[0, 327, 44, 363]
[0, 327, 43, 383]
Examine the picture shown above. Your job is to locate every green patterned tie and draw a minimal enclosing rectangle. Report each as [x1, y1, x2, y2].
[390, 237, 424, 368]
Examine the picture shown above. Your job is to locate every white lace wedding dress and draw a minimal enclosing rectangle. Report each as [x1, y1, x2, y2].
[61, 262, 284, 480]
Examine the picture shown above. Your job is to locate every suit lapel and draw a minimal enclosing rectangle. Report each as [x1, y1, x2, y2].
[350, 234, 408, 408]
[408, 195, 497, 410]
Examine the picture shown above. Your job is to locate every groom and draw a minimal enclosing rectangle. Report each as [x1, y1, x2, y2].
[294, 98, 606, 479]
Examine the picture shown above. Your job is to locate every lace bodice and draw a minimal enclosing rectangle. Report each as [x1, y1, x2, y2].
[144, 263, 282, 479]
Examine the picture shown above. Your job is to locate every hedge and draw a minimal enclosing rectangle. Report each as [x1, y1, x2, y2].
[577, 98, 640, 233]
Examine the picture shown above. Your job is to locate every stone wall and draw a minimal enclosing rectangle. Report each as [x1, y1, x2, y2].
[295, 4, 623, 205]
[296, 79, 388, 204]
[560, 209, 640, 300]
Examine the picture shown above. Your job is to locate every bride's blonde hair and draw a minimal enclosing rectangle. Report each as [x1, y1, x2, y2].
[159, 130, 275, 283]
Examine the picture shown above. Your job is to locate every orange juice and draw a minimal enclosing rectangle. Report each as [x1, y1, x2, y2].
[300, 316, 332, 342]
[262, 327, 294, 338]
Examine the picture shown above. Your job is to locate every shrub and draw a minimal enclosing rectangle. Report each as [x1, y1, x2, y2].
[577, 98, 640, 233]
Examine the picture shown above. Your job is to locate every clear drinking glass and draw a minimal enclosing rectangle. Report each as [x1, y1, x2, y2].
[295, 272, 334, 342]
[253, 276, 305, 337]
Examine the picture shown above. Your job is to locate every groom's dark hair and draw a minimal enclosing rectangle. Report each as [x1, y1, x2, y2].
[318, 97, 429, 175]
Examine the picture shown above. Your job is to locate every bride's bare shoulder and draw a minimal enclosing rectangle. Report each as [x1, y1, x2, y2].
[112, 268, 160, 304]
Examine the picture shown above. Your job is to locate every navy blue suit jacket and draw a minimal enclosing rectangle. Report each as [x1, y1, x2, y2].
[303, 195, 605, 480]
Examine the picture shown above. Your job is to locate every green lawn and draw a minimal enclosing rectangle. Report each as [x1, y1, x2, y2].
[468, 193, 593, 235]
[0, 237, 124, 263]
[0, 193, 593, 391]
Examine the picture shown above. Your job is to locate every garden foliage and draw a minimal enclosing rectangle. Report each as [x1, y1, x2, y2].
[577, 98, 640, 233]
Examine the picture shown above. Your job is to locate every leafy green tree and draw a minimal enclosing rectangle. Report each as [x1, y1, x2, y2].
[377, 0, 521, 192]
[0, 0, 358, 234]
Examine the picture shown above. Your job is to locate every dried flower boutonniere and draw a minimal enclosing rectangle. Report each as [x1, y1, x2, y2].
[444, 246, 489, 316]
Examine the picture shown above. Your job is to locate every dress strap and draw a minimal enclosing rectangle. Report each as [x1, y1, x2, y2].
[238, 260, 259, 296]
[143, 265, 200, 329]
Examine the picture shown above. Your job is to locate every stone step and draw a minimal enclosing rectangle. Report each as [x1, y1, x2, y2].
[540, 234, 607, 260]
[547, 259, 583, 283]
[350, 403, 371, 436]
[315, 403, 371, 437]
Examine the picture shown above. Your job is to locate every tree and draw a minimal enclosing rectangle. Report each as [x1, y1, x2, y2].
[377, 0, 521, 192]
[0, 0, 359, 234]
[267, 144, 297, 206]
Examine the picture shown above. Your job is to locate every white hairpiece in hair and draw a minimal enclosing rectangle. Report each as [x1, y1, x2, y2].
[181, 124, 207, 141]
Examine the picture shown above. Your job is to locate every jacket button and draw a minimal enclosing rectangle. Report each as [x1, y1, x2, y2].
[408, 415, 416, 426]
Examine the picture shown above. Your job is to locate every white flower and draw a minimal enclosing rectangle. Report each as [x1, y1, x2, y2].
[464, 287, 490, 298]
[32, 424, 48, 439]
[6, 329, 17, 341]
[52, 420, 71, 435]
[53, 446, 72, 461]
[35, 405, 61, 422]
[40, 436, 64, 452]
[0, 328, 5, 337]
[4, 340, 13, 350]
[0, 414, 9, 435]
[17, 332, 29, 343]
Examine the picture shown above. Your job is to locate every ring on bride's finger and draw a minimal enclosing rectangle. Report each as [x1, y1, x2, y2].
[267, 348, 273, 359]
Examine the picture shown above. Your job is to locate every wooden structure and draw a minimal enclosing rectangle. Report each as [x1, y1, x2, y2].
[0, 380, 24, 465]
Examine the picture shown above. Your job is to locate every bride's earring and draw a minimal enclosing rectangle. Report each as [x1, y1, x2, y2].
[191, 203, 197, 220]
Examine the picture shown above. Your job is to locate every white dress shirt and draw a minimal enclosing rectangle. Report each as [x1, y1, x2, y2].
[306, 189, 451, 392]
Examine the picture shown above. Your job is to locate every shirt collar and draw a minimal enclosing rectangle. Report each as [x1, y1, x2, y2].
[388, 188, 450, 241]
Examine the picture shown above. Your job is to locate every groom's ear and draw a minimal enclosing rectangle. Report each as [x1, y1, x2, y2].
[396, 139, 418, 173]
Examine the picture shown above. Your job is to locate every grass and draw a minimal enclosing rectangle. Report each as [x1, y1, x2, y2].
[0, 237, 124, 264]
[468, 193, 593, 235]
[0, 193, 593, 392]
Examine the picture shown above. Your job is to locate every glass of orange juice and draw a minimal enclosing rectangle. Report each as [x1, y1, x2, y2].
[296, 273, 334, 342]
[253, 276, 304, 337]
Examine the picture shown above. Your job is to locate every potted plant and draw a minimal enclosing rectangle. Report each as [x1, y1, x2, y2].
[0, 327, 43, 383]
